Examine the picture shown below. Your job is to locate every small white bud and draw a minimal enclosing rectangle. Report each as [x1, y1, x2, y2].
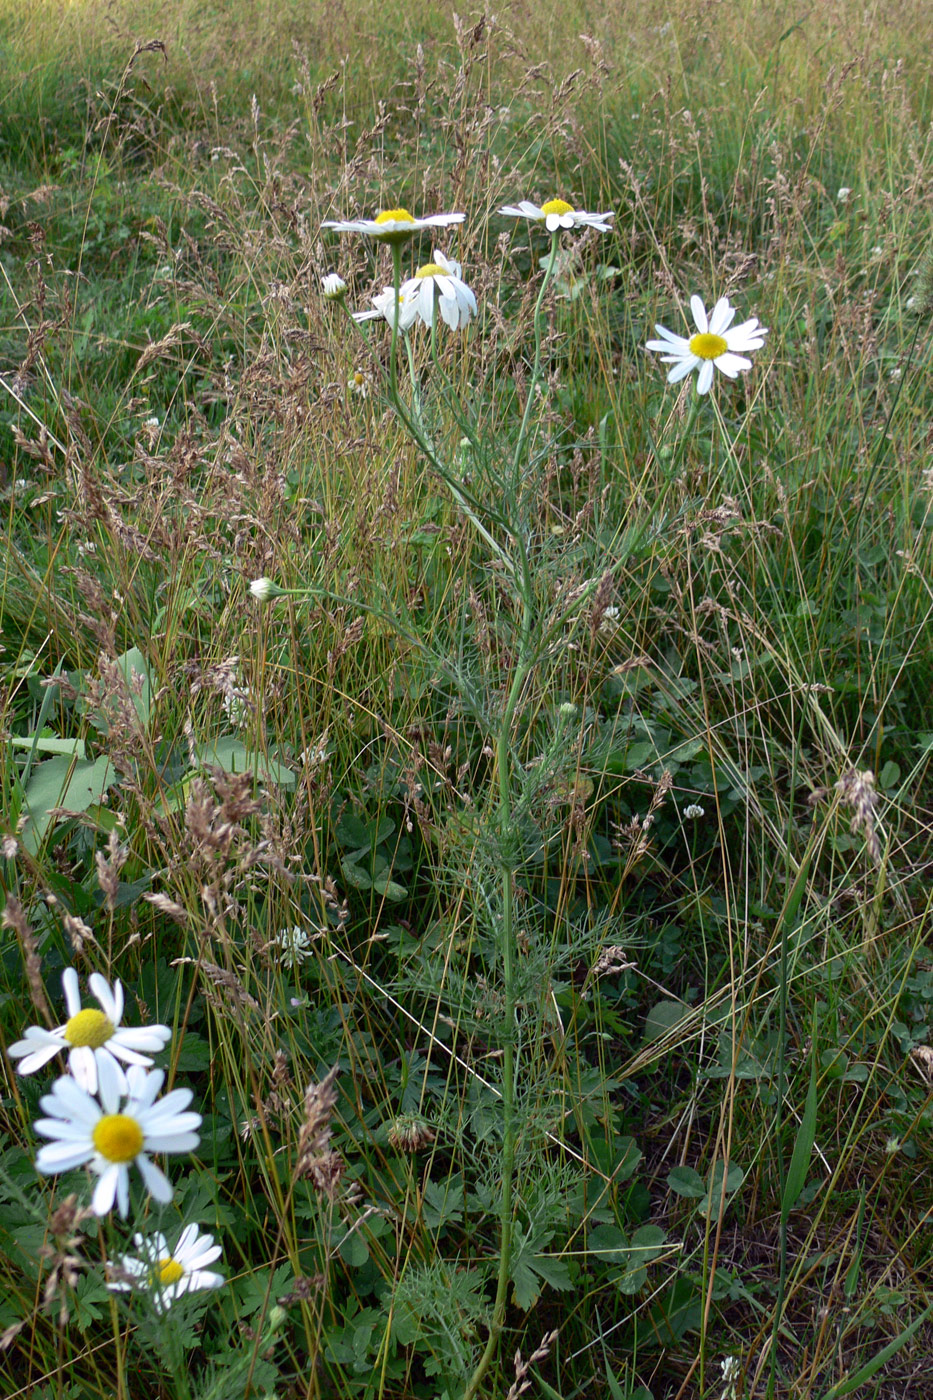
[321, 273, 347, 300]
[683, 804, 705, 820]
[837, 186, 852, 203]
[249, 576, 284, 602]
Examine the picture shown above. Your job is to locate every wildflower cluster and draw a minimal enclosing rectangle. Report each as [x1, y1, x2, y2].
[6, 968, 224, 1311]
[316, 197, 767, 392]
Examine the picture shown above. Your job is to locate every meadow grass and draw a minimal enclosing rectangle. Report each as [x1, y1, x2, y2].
[1, 2, 933, 1398]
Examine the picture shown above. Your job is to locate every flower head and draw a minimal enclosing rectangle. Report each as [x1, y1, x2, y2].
[645, 295, 768, 395]
[275, 926, 316, 969]
[7, 968, 171, 1095]
[108, 1222, 223, 1311]
[499, 198, 614, 233]
[34, 1059, 201, 1217]
[348, 369, 372, 398]
[321, 272, 347, 299]
[398, 251, 477, 330]
[321, 207, 465, 246]
[249, 576, 285, 603]
[352, 286, 404, 329]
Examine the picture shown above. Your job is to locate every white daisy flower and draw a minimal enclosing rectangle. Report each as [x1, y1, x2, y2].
[352, 286, 405, 328]
[499, 198, 614, 233]
[108, 1222, 223, 1311]
[397, 251, 477, 330]
[34, 1058, 201, 1217]
[7, 968, 171, 1095]
[645, 295, 768, 395]
[348, 369, 372, 398]
[275, 925, 316, 969]
[321, 206, 465, 246]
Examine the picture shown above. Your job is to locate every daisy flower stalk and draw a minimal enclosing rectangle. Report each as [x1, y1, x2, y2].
[7, 967, 172, 1094]
[108, 1223, 223, 1312]
[645, 294, 768, 396]
[33, 1057, 202, 1217]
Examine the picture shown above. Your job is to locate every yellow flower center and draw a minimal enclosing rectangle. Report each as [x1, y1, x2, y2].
[64, 1008, 114, 1049]
[372, 208, 418, 244]
[415, 262, 445, 278]
[353, 371, 365, 385]
[541, 198, 574, 216]
[155, 1257, 185, 1286]
[375, 208, 414, 225]
[92, 1113, 144, 1164]
[689, 332, 728, 360]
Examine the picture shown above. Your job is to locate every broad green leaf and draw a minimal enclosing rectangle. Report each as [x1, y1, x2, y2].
[643, 1000, 688, 1043]
[10, 735, 86, 758]
[341, 859, 372, 890]
[22, 754, 117, 853]
[372, 873, 407, 902]
[195, 737, 296, 787]
[667, 1166, 706, 1198]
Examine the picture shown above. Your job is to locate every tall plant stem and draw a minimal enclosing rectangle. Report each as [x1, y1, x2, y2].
[463, 231, 559, 1400]
[463, 593, 534, 1400]
[510, 230, 559, 483]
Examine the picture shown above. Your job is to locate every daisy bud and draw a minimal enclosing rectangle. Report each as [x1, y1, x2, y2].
[321, 273, 347, 300]
[249, 577, 285, 603]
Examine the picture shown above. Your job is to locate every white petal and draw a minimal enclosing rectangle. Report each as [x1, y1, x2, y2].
[646, 337, 688, 355]
[689, 295, 708, 333]
[88, 973, 120, 1023]
[143, 1129, 201, 1153]
[186, 1269, 224, 1291]
[667, 357, 699, 383]
[439, 293, 459, 330]
[111, 1023, 170, 1050]
[36, 1140, 94, 1171]
[136, 1153, 174, 1203]
[10, 1042, 63, 1076]
[713, 352, 752, 378]
[96, 1050, 126, 1111]
[651, 324, 689, 347]
[33, 1116, 92, 1141]
[708, 298, 735, 336]
[92, 1164, 121, 1216]
[62, 968, 82, 1017]
[68, 1045, 98, 1094]
[42, 1074, 101, 1125]
[697, 361, 715, 394]
[726, 317, 764, 344]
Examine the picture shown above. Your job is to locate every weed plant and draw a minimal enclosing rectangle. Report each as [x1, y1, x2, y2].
[1, 3, 933, 1399]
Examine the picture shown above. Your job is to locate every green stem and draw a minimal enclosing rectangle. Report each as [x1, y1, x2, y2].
[462, 592, 535, 1400]
[511, 230, 560, 483]
[389, 243, 402, 405]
